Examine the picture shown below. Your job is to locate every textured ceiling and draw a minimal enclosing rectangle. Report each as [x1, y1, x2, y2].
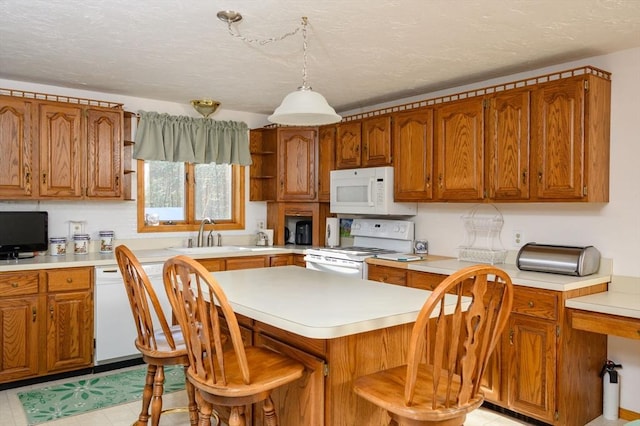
[1, 0, 639, 115]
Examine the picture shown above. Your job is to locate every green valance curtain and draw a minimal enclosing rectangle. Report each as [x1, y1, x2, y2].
[133, 111, 252, 165]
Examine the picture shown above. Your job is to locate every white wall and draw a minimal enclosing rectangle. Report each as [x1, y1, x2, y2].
[2, 47, 638, 413]
[343, 47, 640, 413]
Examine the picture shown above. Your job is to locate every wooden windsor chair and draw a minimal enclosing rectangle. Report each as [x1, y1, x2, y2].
[115, 245, 207, 426]
[163, 255, 305, 426]
[353, 264, 514, 426]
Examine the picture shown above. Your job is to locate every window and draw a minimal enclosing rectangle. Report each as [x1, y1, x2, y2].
[137, 160, 245, 232]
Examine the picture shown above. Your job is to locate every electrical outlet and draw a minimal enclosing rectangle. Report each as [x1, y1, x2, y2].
[69, 221, 85, 236]
[512, 230, 524, 247]
[256, 219, 265, 230]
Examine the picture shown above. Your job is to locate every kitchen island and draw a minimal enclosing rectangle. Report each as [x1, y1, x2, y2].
[209, 265, 465, 426]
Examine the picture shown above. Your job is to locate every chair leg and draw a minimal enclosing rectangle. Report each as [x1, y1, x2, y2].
[184, 366, 199, 426]
[262, 396, 278, 426]
[136, 364, 157, 425]
[150, 365, 165, 426]
[195, 391, 215, 426]
[229, 406, 247, 426]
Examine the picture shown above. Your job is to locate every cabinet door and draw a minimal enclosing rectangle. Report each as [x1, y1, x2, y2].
[362, 115, 392, 167]
[318, 125, 336, 202]
[0, 296, 40, 383]
[392, 108, 434, 201]
[86, 108, 122, 198]
[506, 314, 556, 423]
[269, 254, 292, 267]
[532, 77, 585, 200]
[277, 128, 317, 201]
[487, 90, 530, 200]
[254, 333, 325, 426]
[336, 121, 362, 169]
[0, 96, 34, 198]
[46, 290, 93, 372]
[435, 97, 484, 200]
[39, 103, 83, 197]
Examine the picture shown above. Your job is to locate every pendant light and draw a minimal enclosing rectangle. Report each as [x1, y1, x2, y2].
[218, 12, 341, 126]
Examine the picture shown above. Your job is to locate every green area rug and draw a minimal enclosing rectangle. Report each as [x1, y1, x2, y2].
[18, 366, 185, 425]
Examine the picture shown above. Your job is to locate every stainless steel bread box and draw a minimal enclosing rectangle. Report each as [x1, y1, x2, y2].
[516, 243, 601, 276]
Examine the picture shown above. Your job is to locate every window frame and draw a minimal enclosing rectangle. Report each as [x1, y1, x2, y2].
[136, 159, 245, 233]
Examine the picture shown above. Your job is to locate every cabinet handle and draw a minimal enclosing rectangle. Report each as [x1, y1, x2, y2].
[25, 172, 30, 185]
[528, 301, 534, 308]
[49, 305, 54, 318]
[66, 277, 73, 283]
[32, 307, 37, 322]
[11, 282, 19, 288]
[115, 175, 120, 189]
[509, 329, 514, 345]
[438, 174, 443, 189]
[426, 175, 431, 188]
[522, 169, 527, 184]
[42, 173, 47, 184]
[538, 171, 542, 182]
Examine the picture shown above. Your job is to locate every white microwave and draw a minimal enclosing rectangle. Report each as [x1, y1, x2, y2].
[330, 166, 417, 215]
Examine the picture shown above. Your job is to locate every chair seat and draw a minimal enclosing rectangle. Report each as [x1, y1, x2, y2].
[187, 346, 305, 401]
[136, 324, 188, 359]
[353, 364, 484, 422]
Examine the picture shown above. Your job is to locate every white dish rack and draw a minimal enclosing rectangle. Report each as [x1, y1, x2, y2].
[458, 204, 507, 265]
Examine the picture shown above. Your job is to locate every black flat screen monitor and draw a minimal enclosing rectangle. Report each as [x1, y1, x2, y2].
[0, 211, 48, 259]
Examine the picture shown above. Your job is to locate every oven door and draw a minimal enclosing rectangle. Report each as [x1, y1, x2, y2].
[304, 253, 364, 278]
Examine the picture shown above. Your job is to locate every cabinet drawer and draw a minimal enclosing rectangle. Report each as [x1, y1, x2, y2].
[47, 268, 92, 292]
[225, 256, 267, 270]
[407, 271, 446, 291]
[255, 321, 327, 359]
[512, 287, 558, 320]
[368, 264, 407, 286]
[0, 272, 39, 296]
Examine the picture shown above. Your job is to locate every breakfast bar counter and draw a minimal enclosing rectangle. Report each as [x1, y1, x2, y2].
[208, 265, 455, 426]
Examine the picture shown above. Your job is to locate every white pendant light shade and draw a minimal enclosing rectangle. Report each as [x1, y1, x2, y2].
[268, 86, 342, 126]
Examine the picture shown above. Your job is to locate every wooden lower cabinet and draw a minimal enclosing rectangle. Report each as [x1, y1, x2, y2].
[367, 264, 407, 286]
[402, 268, 607, 425]
[0, 267, 94, 384]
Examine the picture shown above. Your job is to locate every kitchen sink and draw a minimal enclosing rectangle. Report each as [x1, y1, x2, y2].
[166, 246, 245, 255]
[166, 246, 278, 255]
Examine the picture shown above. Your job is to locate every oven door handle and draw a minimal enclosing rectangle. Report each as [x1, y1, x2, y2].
[304, 255, 361, 269]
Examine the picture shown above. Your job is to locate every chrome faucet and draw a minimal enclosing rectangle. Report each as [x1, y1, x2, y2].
[197, 217, 214, 247]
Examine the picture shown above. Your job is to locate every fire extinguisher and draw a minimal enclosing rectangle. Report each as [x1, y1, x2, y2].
[600, 360, 623, 420]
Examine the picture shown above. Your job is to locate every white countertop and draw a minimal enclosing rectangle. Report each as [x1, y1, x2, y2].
[565, 291, 640, 319]
[406, 258, 611, 291]
[211, 266, 466, 339]
[0, 245, 302, 272]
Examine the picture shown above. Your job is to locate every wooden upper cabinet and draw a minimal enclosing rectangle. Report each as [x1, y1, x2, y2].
[318, 125, 336, 202]
[38, 102, 83, 198]
[0, 96, 34, 198]
[336, 121, 362, 169]
[86, 108, 122, 198]
[486, 89, 531, 201]
[362, 115, 392, 167]
[435, 97, 484, 200]
[277, 128, 317, 201]
[392, 108, 434, 201]
[531, 75, 610, 202]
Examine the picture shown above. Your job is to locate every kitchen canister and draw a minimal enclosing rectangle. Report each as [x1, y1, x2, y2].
[73, 233, 90, 255]
[99, 230, 115, 253]
[49, 237, 67, 256]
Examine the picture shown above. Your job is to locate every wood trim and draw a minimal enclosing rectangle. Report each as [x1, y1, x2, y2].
[569, 309, 640, 340]
[620, 407, 640, 421]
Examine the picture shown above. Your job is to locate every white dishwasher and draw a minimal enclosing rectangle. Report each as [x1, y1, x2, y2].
[94, 262, 171, 365]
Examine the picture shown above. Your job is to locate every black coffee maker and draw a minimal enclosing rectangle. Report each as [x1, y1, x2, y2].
[295, 220, 312, 245]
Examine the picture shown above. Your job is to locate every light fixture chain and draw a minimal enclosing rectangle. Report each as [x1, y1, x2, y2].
[225, 21, 301, 46]
[301, 17, 308, 88]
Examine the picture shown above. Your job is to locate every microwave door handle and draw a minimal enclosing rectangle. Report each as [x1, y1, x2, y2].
[368, 178, 375, 206]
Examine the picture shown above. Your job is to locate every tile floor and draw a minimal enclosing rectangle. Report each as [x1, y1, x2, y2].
[0, 366, 630, 426]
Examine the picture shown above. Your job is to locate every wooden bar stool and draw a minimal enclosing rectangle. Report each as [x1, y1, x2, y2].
[115, 245, 212, 426]
[163, 255, 305, 426]
[353, 264, 514, 426]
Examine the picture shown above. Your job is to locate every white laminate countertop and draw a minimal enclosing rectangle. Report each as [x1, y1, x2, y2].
[0, 245, 303, 272]
[405, 258, 611, 292]
[210, 266, 466, 339]
[565, 291, 640, 319]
